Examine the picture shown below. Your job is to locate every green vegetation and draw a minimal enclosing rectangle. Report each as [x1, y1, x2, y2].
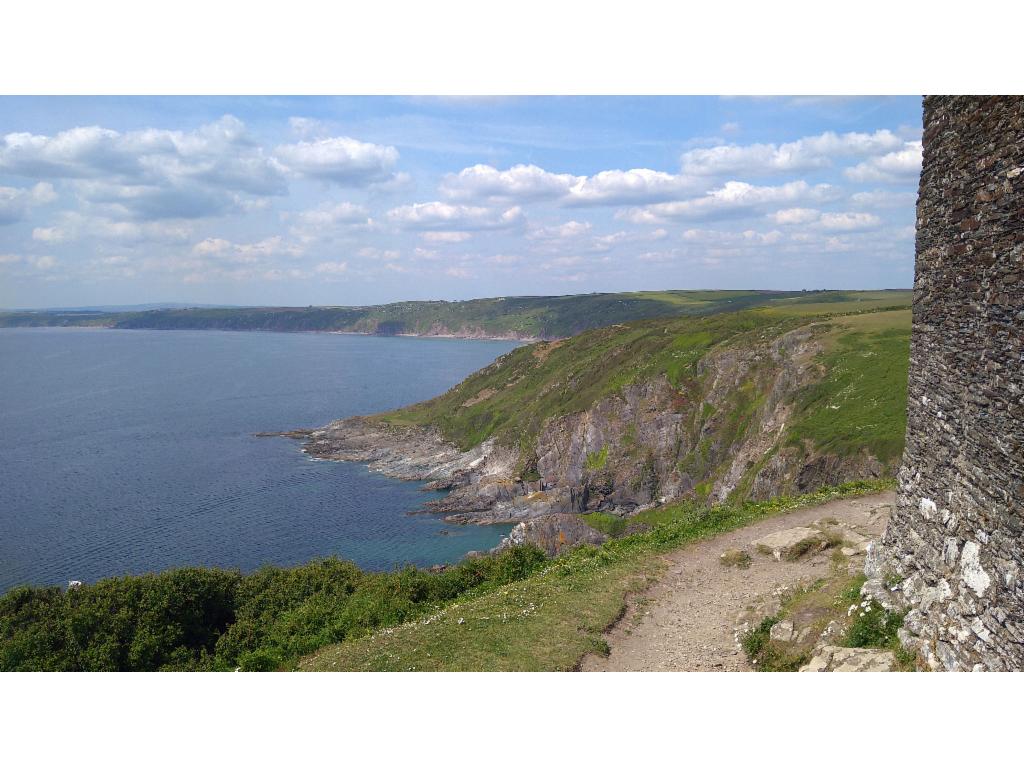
[301, 480, 890, 671]
[786, 311, 911, 462]
[584, 446, 609, 470]
[0, 289, 911, 338]
[379, 302, 910, 505]
[0, 481, 889, 672]
[741, 616, 810, 671]
[741, 556, 918, 672]
[384, 310, 804, 451]
[0, 547, 548, 671]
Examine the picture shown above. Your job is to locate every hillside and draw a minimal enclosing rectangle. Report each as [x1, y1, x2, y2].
[298, 300, 910, 529]
[0, 289, 910, 340]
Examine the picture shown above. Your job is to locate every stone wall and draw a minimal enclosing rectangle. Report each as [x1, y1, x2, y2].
[873, 96, 1024, 671]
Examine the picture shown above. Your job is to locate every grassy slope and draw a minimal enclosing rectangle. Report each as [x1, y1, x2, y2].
[0, 289, 911, 338]
[300, 481, 892, 671]
[383, 310, 808, 451]
[785, 310, 911, 462]
[380, 300, 912, 472]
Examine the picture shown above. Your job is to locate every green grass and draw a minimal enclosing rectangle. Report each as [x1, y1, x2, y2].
[585, 446, 609, 470]
[300, 480, 891, 671]
[785, 310, 910, 462]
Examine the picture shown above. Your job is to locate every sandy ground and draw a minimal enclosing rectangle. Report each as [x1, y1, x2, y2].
[581, 491, 894, 672]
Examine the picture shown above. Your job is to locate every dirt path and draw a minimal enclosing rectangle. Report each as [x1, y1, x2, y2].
[581, 491, 894, 672]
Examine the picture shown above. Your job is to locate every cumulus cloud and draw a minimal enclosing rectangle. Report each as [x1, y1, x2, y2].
[769, 207, 821, 225]
[293, 201, 371, 227]
[619, 180, 837, 224]
[844, 142, 923, 183]
[680, 129, 905, 176]
[566, 169, 695, 206]
[274, 136, 399, 186]
[440, 164, 576, 202]
[527, 220, 592, 240]
[768, 208, 881, 231]
[0, 116, 287, 220]
[420, 231, 472, 243]
[817, 212, 882, 231]
[386, 201, 525, 231]
[850, 189, 917, 209]
[192, 235, 304, 264]
[439, 163, 694, 206]
[30, 211, 193, 244]
[0, 182, 57, 225]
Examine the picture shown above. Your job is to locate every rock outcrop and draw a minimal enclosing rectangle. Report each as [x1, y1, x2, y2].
[871, 96, 1024, 672]
[285, 318, 897, 553]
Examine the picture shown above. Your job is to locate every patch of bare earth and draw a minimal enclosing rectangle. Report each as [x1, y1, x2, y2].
[580, 491, 893, 671]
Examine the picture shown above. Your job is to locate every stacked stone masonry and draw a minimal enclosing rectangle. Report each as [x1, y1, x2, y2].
[876, 96, 1024, 671]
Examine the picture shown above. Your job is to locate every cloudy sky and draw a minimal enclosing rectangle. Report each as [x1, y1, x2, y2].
[0, 96, 922, 308]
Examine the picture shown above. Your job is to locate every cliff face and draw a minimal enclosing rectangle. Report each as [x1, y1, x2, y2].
[294, 312, 902, 529]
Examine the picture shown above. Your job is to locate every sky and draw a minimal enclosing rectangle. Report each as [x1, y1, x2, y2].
[0, 96, 923, 308]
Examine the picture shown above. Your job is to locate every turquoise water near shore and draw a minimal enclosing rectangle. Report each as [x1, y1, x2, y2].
[0, 328, 518, 593]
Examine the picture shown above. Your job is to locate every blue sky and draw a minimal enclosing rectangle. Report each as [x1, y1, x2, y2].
[0, 96, 922, 308]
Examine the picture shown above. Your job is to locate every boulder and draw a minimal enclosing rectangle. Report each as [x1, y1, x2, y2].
[769, 620, 795, 642]
[752, 527, 824, 561]
[496, 513, 608, 557]
[800, 645, 895, 672]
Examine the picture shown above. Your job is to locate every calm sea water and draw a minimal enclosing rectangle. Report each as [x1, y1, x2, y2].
[0, 328, 518, 593]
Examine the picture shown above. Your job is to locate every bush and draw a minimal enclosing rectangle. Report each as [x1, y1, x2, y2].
[0, 546, 549, 672]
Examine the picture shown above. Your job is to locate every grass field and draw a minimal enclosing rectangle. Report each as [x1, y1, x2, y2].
[300, 480, 892, 671]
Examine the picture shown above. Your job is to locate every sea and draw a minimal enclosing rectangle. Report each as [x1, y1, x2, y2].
[0, 328, 518, 593]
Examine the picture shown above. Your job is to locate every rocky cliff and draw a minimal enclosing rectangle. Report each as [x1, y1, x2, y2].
[290, 306, 907, 540]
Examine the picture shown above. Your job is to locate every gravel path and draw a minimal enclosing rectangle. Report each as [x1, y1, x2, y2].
[580, 491, 894, 672]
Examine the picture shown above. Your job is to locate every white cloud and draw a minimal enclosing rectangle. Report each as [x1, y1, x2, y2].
[0, 117, 287, 220]
[440, 164, 576, 202]
[274, 136, 399, 186]
[768, 208, 881, 231]
[850, 189, 917, 209]
[619, 180, 837, 223]
[420, 231, 472, 243]
[294, 202, 370, 227]
[844, 142, 923, 183]
[439, 163, 694, 207]
[565, 169, 694, 206]
[356, 247, 400, 261]
[445, 266, 473, 278]
[192, 235, 303, 264]
[817, 212, 882, 231]
[29, 211, 194, 244]
[769, 207, 821, 225]
[681, 129, 905, 176]
[528, 220, 592, 240]
[387, 201, 525, 231]
[0, 182, 57, 225]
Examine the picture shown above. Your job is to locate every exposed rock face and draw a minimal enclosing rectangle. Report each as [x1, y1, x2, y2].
[289, 320, 895, 531]
[874, 96, 1024, 671]
[495, 514, 608, 557]
[800, 646, 895, 673]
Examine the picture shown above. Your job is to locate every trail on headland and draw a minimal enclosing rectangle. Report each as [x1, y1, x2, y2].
[582, 491, 893, 671]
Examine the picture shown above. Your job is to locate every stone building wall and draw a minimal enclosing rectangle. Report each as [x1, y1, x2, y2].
[874, 96, 1024, 671]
